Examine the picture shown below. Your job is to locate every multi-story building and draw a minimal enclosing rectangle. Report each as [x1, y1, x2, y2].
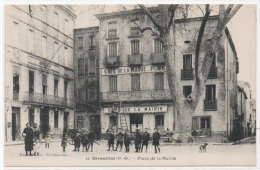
[73, 27, 101, 136]
[96, 8, 239, 142]
[5, 5, 76, 141]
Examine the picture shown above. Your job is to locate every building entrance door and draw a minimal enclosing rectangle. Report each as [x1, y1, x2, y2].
[40, 108, 49, 138]
[130, 114, 143, 132]
[12, 107, 20, 141]
[155, 115, 164, 132]
[90, 115, 101, 140]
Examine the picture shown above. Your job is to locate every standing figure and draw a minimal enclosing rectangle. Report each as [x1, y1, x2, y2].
[81, 132, 88, 152]
[74, 133, 81, 152]
[87, 130, 95, 152]
[61, 135, 67, 152]
[152, 128, 161, 153]
[134, 129, 142, 152]
[33, 139, 40, 156]
[22, 123, 34, 156]
[45, 132, 50, 149]
[124, 130, 131, 152]
[33, 123, 41, 140]
[115, 129, 124, 152]
[141, 128, 150, 152]
[107, 130, 114, 151]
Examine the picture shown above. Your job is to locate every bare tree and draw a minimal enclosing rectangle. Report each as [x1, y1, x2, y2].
[135, 4, 242, 136]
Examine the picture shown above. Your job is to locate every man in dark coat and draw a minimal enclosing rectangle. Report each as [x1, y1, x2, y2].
[134, 129, 142, 152]
[124, 130, 131, 152]
[74, 133, 81, 152]
[107, 130, 114, 151]
[81, 132, 88, 152]
[22, 123, 34, 156]
[141, 128, 150, 152]
[87, 130, 95, 152]
[152, 128, 161, 153]
[114, 129, 124, 152]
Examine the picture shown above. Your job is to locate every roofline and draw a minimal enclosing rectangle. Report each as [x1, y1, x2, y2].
[74, 26, 99, 31]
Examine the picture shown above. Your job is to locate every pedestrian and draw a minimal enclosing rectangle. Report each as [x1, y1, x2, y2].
[87, 130, 95, 152]
[33, 138, 40, 156]
[107, 130, 114, 151]
[141, 128, 150, 152]
[45, 132, 50, 149]
[134, 129, 142, 152]
[74, 133, 81, 152]
[115, 128, 124, 152]
[81, 131, 88, 152]
[152, 128, 161, 153]
[22, 123, 34, 156]
[33, 123, 41, 140]
[61, 134, 67, 152]
[124, 129, 131, 152]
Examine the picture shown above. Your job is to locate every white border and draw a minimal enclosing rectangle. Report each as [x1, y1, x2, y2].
[1, 0, 259, 170]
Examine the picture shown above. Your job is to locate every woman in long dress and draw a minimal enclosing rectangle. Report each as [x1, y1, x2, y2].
[22, 123, 34, 156]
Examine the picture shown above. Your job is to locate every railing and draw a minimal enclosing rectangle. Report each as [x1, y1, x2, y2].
[151, 53, 165, 64]
[204, 99, 217, 111]
[100, 89, 172, 102]
[128, 54, 143, 66]
[105, 56, 120, 68]
[23, 92, 74, 108]
[181, 68, 194, 80]
[207, 67, 217, 79]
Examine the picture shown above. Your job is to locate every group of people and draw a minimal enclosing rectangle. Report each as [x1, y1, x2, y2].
[22, 122, 50, 156]
[106, 127, 161, 153]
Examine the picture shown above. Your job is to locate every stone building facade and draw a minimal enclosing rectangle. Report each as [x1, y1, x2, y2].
[5, 5, 76, 141]
[95, 8, 239, 142]
[73, 27, 101, 136]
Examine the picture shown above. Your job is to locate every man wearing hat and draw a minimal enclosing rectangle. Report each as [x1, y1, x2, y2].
[74, 133, 81, 152]
[141, 128, 150, 152]
[134, 129, 142, 152]
[152, 128, 161, 153]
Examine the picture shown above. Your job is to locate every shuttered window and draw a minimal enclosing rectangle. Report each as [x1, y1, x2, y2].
[109, 76, 117, 92]
[131, 40, 139, 55]
[108, 22, 117, 38]
[88, 57, 95, 76]
[154, 39, 163, 53]
[42, 74, 47, 95]
[205, 85, 216, 100]
[78, 58, 84, 76]
[88, 88, 96, 103]
[54, 111, 58, 128]
[192, 117, 199, 130]
[154, 73, 164, 90]
[131, 74, 140, 91]
[109, 42, 117, 57]
[78, 37, 83, 49]
[183, 54, 192, 70]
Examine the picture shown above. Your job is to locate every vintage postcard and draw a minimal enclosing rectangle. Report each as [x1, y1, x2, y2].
[3, 2, 257, 168]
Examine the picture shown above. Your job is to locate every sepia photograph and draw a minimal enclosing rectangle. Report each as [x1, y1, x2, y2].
[2, 1, 258, 168]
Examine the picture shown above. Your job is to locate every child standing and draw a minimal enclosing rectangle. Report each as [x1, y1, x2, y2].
[33, 139, 40, 156]
[61, 135, 67, 152]
[45, 133, 50, 149]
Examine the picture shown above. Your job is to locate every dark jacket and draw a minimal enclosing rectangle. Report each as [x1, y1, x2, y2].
[142, 132, 150, 144]
[81, 134, 88, 145]
[74, 136, 81, 147]
[108, 132, 114, 144]
[134, 131, 142, 144]
[152, 132, 160, 145]
[61, 137, 67, 147]
[124, 133, 131, 145]
[116, 132, 124, 142]
[23, 127, 34, 151]
[88, 131, 95, 143]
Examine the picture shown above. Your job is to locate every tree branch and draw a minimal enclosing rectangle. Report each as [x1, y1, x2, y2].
[132, 19, 161, 39]
[138, 4, 162, 30]
[225, 4, 234, 17]
[225, 4, 243, 24]
[195, 4, 211, 81]
[167, 5, 178, 31]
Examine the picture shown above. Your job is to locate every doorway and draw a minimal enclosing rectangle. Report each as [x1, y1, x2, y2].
[40, 108, 49, 138]
[109, 115, 117, 128]
[12, 107, 20, 141]
[90, 115, 101, 140]
[130, 114, 143, 132]
[155, 115, 164, 132]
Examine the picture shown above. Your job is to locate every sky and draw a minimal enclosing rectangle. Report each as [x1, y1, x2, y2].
[73, 4, 257, 99]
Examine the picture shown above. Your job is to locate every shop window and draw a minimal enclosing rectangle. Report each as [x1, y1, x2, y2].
[192, 116, 211, 136]
[130, 114, 143, 132]
[54, 111, 59, 128]
[155, 115, 164, 132]
[109, 116, 117, 128]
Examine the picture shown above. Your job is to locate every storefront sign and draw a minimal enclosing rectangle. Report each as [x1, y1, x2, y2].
[101, 65, 166, 76]
[104, 105, 167, 114]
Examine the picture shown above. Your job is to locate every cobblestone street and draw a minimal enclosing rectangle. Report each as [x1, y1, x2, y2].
[4, 141, 256, 167]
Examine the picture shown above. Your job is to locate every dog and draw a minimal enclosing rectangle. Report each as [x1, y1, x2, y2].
[199, 143, 208, 152]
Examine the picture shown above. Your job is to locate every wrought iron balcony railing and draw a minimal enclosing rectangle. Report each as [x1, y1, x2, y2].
[207, 67, 218, 79]
[181, 68, 194, 80]
[151, 53, 165, 64]
[100, 89, 172, 102]
[105, 56, 120, 68]
[23, 92, 74, 108]
[128, 54, 143, 66]
[204, 99, 217, 111]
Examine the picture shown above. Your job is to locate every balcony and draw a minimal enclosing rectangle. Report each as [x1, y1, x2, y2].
[151, 53, 165, 64]
[128, 54, 143, 66]
[100, 89, 172, 102]
[23, 92, 74, 108]
[181, 68, 194, 80]
[204, 99, 217, 111]
[105, 56, 120, 68]
[207, 67, 217, 79]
